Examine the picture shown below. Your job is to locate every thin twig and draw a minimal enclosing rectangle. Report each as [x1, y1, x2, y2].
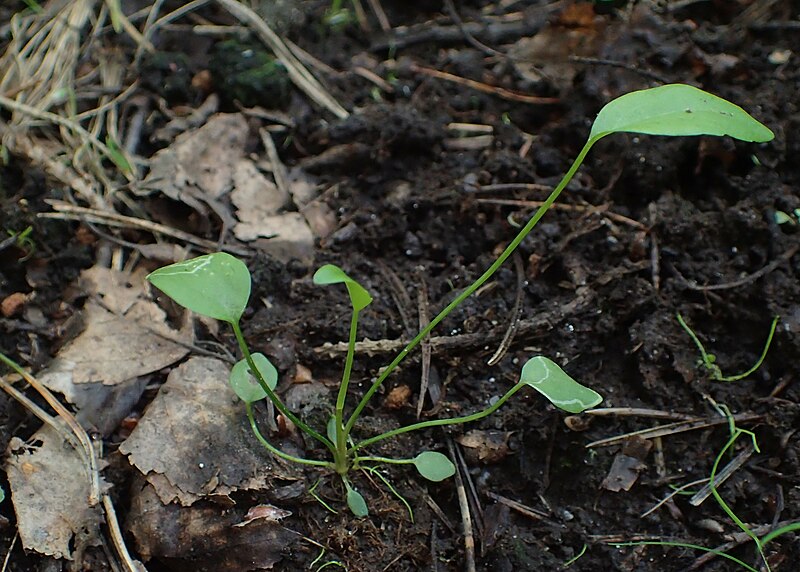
[683, 245, 799, 291]
[0, 359, 101, 506]
[102, 495, 148, 572]
[366, 0, 391, 31]
[40, 200, 251, 256]
[316, 286, 595, 357]
[585, 407, 697, 421]
[416, 275, 432, 419]
[688, 442, 755, 506]
[640, 477, 710, 518]
[586, 414, 761, 448]
[448, 439, 476, 572]
[443, 0, 504, 58]
[476, 198, 646, 229]
[410, 64, 559, 105]
[487, 252, 524, 365]
[485, 491, 556, 523]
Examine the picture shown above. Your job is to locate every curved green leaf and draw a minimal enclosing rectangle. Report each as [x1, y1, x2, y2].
[313, 264, 372, 312]
[229, 353, 277, 403]
[345, 485, 368, 517]
[590, 84, 773, 143]
[520, 356, 602, 414]
[413, 451, 455, 482]
[147, 253, 251, 324]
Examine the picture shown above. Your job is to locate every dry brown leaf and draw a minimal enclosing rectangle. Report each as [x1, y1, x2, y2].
[601, 436, 652, 492]
[456, 429, 512, 464]
[120, 357, 296, 506]
[137, 113, 248, 223]
[38, 266, 190, 435]
[127, 479, 296, 570]
[231, 159, 288, 217]
[5, 427, 107, 559]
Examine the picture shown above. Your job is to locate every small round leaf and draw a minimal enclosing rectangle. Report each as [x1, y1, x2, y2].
[413, 451, 455, 482]
[520, 356, 602, 414]
[229, 353, 277, 403]
[346, 486, 368, 517]
[147, 253, 251, 324]
[313, 264, 372, 311]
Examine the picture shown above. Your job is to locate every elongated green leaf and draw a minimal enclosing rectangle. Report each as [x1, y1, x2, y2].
[346, 486, 368, 517]
[520, 356, 602, 414]
[413, 451, 455, 482]
[147, 253, 250, 324]
[327, 416, 339, 444]
[590, 84, 774, 143]
[229, 353, 277, 403]
[313, 264, 372, 312]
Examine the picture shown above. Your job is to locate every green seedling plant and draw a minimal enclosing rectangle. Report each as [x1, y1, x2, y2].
[614, 410, 800, 571]
[677, 313, 779, 382]
[147, 84, 773, 516]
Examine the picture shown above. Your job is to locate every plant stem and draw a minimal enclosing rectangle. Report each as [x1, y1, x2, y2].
[231, 321, 334, 452]
[246, 403, 332, 468]
[345, 139, 596, 434]
[334, 310, 360, 473]
[350, 382, 528, 452]
[356, 455, 415, 465]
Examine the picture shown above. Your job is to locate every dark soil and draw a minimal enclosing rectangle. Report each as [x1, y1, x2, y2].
[1, 1, 799, 571]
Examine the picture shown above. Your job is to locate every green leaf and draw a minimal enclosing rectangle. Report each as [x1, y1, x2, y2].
[590, 84, 774, 143]
[147, 253, 251, 324]
[313, 264, 372, 312]
[105, 135, 133, 174]
[520, 356, 602, 414]
[327, 416, 338, 444]
[229, 353, 277, 403]
[345, 485, 368, 517]
[413, 451, 455, 482]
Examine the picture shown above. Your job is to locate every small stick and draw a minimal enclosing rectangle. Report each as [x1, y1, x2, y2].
[443, 0, 504, 58]
[640, 477, 710, 518]
[684, 245, 799, 291]
[259, 127, 289, 197]
[366, 0, 391, 31]
[689, 442, 755, 506]
[40, 200, 251, 256]
[353, 66, 395, 93]
[476, 198, 646, 229]
[0, 358, 101, 506]
[487, 252, 524, 365]
[102, 495, 149, 572]
[424, 493, 456, 534]
[485, 491, 553, 522]
[378, 262, 415, 335]
[410, 64, 559, 105]
[586, 414, 761, 448]
[416, 276, 432, 419]
[585, 407, 697, 421]
[448, 440, 476, 572]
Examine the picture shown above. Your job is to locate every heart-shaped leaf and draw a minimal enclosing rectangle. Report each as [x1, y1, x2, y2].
[313, 264, 372, 312]
[345, 485, 368, 517]
[413, 451, 455, 482]
[590, 84, 774, 143]
[520, 356, 602, 414]
[229, 353, 277, 403]
[147, 253, 251, 324]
